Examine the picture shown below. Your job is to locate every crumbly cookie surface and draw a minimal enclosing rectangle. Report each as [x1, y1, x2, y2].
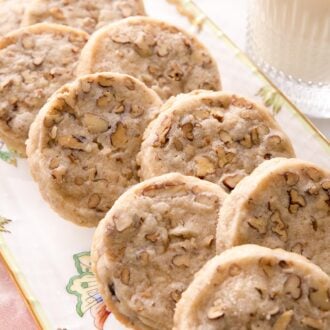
[0, 0, 28, 36]
[27, 72, 162, 226]
[77, 17, 221, 100]
[174, 245, 330, 330]
[92, 173, 227, 329]
[217, 158, 330, 275]
[138, 91, 295, 192]
[22, 0, 145, 34]
[0, 23, 88, 155]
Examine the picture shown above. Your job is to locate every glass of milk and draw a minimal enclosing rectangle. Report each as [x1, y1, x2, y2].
[246, 0, 330, 118]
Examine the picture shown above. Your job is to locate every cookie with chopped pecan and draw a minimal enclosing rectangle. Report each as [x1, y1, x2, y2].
[138, 91, 295, 192]
[27, 72, 162, 226]
[174, 245, 330, 330]
[22, 0, 145, 34]
[217, 158, 330, 276]
[0, 23, 88, 155]
[77, 16, 221, 100]
[92, 173, 227, 329]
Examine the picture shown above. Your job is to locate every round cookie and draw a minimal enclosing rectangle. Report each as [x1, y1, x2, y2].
[174, 244, 330, 330]
[217, 158, 330, 275]
[22, 0, 146, 34]
[27, 72, 162, 226]
[0, 0, 28, 36]
[138, 91, 295, 192]
[0, 23, 88, 155]
[92, 173, 227, 330]
[77, 16, 221, 100]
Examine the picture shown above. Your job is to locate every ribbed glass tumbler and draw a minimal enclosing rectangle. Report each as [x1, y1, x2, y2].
[246, 0, 330, 118]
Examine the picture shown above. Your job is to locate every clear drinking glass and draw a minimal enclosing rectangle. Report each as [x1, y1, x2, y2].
[246, 0, 330, 118]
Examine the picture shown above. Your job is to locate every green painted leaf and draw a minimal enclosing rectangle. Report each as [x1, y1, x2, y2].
[0, 216, 11, 233]
[0, 149, 17, 166]
[66, 251, 102, 317]
[257, 86, 284, 115]
[66, 272, 98, 317]
[73, 251, 92, 274]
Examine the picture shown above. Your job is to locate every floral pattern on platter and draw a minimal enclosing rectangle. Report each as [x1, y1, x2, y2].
[257, 85, 284, 114]
[0, 216, 11, 233]
[0, 141, 17, 166]
[66, 251, 110, 330]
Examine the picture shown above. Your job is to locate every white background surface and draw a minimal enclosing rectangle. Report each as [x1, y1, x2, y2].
[195, 0, 330, 139]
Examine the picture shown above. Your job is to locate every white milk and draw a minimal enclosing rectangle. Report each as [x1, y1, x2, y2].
[248, 0, 330, 84]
